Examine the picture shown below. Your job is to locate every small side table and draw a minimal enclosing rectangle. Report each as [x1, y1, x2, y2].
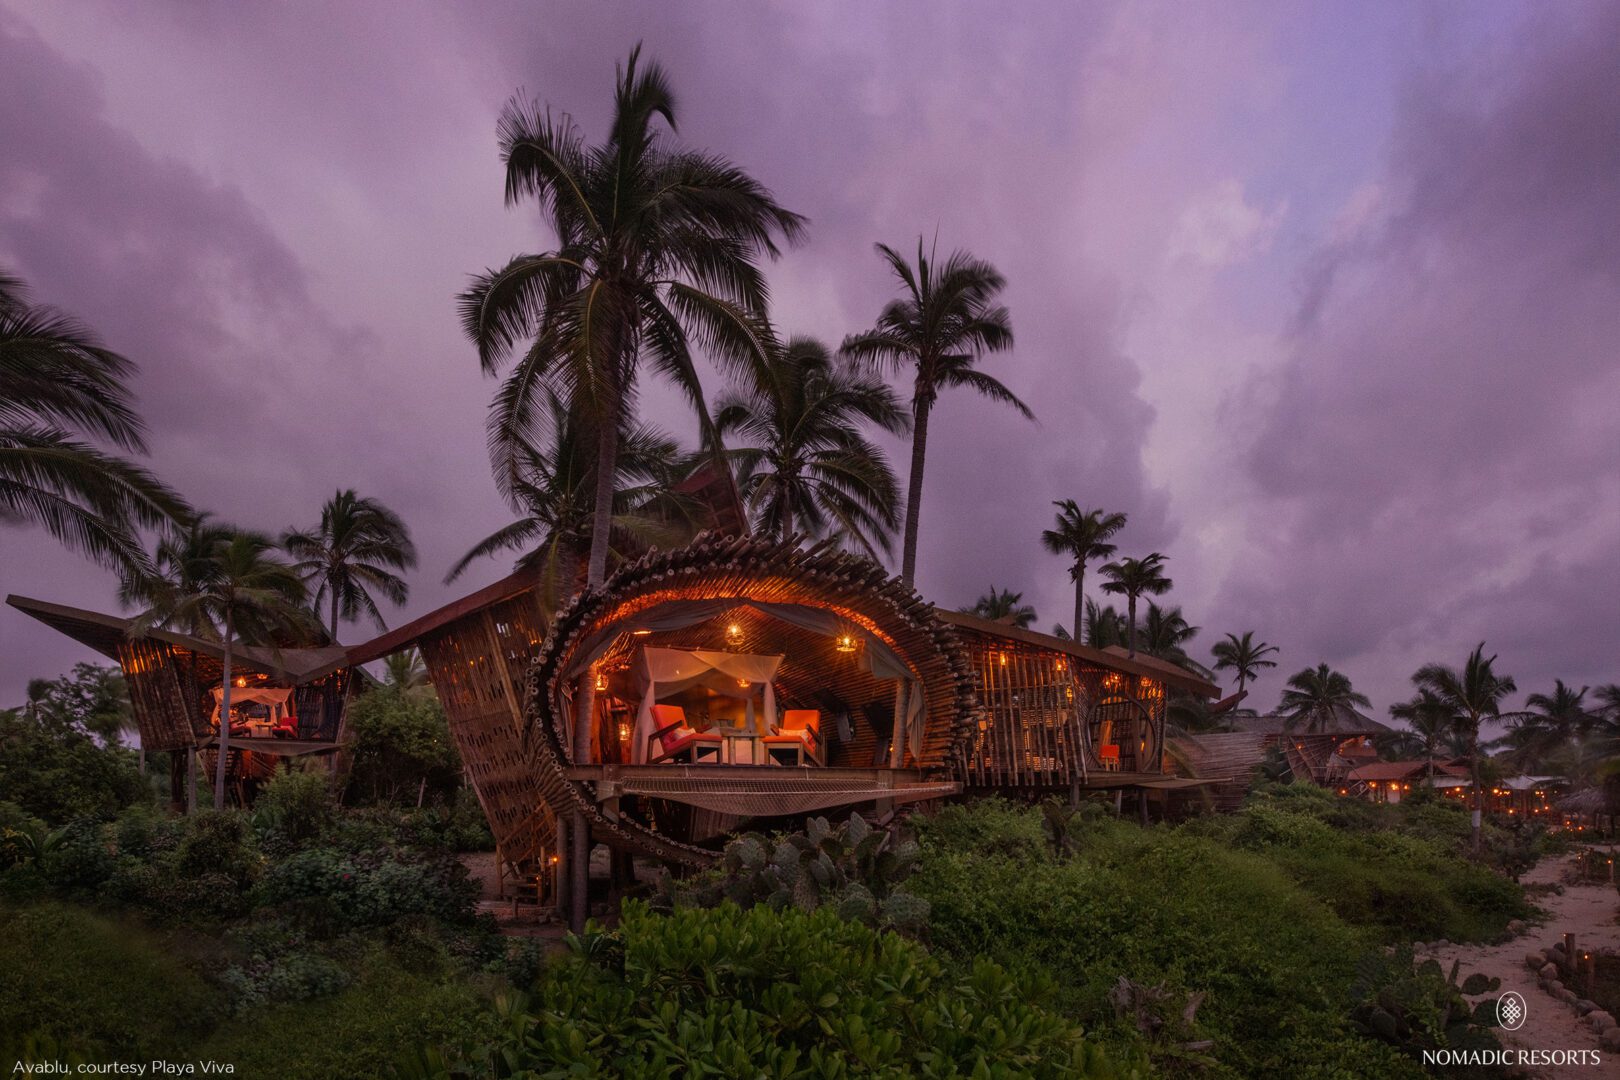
[722, 731, 763, 765]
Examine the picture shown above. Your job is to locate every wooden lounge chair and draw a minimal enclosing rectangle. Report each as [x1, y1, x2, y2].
[272, 717, 297, 738]
[647, 704, 723, 764]
[1097, 743, 1121, 771]
[763, 710, 821, 766]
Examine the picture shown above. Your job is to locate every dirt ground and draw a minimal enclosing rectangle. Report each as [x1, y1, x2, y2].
[1425, 849, 1620, 1077]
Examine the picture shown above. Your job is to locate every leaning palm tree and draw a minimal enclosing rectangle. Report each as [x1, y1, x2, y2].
[842, 238, 1028, 584]
[960, 586, 1036, 628]
[282, 490, 417, 643]
[131, 530, 314, 810]
[446, 391, 697, 614]
[1, 269, 190, 573]
[460, 45, 804, 597]
[1388, 687, 1458, 780]
[1210, 631, 1280, 698]
[1411, 643, 1524, 854]
[460, 51, 804, 931]
[716, 336, 907, 558]
[1099, 553, 1171, 658]
[1278, 664, 1372, 734]
[1040, 502, 1127, 641]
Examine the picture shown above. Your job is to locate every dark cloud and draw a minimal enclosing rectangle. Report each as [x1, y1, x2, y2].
[2, 1, 1614, 721]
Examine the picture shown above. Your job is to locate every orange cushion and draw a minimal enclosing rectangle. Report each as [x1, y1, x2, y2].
[651, 704, 687, 727]
[781, 709, 820, 733]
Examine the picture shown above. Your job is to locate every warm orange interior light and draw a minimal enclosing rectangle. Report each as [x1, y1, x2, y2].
[632, 628, 651, 636]
[235, 676, 247, 687]
[835, 633, 857, 653]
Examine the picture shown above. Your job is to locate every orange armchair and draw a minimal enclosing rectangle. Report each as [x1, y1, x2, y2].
[763, 709, 821, 766]
[1097, 743, 1121, 771]
[647, 704, 723, 764]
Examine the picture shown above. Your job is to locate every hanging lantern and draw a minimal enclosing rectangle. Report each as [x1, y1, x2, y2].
[726, 622, 744, 646]
[594, 670, 609, 692]
[835, 632, 857, 653]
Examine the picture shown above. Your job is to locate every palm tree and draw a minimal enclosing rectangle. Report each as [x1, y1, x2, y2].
[1083, 598, 1128, 650]
[1040, 503, 1127, 640]
[842, 238, 1028, 584]
[1210, 631, 1280, 698]
[283, 490, 417, 642]
[131, 530, 313, 810]
[382, 649, 430, 693]
[716, 336, 907, 558]
[1388, 687, 1457, 780]
[1099, 553, 1171, 658]
[960, 586, 1037, 628]
[1140, 604, 1211, 677]
[1, 269, 190, 572]
[118, 514, 236, 639]
[1494, 681, 1596, 774]
[1278, 664, 1372, 734]
[445, 391, 697, 612]
[460, 45, 804, 599]
[1412, 643, 1524, 854]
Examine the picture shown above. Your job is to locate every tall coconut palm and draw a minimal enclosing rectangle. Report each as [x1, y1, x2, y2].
[1099, 553, 1171, 658]
[960, 586, 1036, 628]
[1411, 643, 1524, 854]
[1279, 664, 1372, 734]
[282, 490, 417, 643]
[1388, 687, 1457, 780]
[382, 648, 430, 694]
[1040, 503, 1127, 641]
[446, 391, 697, 614]
[131, 530, 313, 810]
[1084, 598, 1128, 650]
[841, 239, 1028, 584]
[1, 269, 190, 572]
[460, 45, 804, 599]
[1210, 631, 1280, 699]
[716, 336, 907, 557]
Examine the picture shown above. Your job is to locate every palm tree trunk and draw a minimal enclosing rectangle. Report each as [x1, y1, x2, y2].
[1072, 564, 1084, 644]
[571, 373, 623, 934]
[1237, 672, 1247, 698]
[1469, 721, 1482, 854]
[330, 589, 340, 645]
[1126, 595, 1138, 657]
[214, 610, 233, 811]
[900, 395, 931, 585]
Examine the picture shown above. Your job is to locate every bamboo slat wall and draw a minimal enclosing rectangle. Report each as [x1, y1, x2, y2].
[117, 639, 205, 751]
[418, 594, 557, 877]
[953, 626, 1167, 787]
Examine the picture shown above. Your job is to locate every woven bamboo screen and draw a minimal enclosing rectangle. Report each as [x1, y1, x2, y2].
[117, 639, 205, 752]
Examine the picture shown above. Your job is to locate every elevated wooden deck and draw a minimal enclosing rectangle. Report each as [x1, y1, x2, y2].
[564, 764, 960, 816]
[200, 736, 346, 757]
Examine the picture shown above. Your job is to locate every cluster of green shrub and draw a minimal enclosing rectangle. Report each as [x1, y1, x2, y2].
[407, 902, 1133, 1079]
[905, 796, 1527, 1078]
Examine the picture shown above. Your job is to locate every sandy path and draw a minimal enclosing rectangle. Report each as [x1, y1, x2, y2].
[1424, 851, 1619, 1077]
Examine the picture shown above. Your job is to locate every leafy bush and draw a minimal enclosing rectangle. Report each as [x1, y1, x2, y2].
[255, 763, 337, 846]
[911, 799, 1422, 1078]
[176, 809, 263, 889]
[256, 846, 479, 932]
[408, 902, 1129, 1079]
[0, 703, 147, 824]
[343, 688, 462, 806]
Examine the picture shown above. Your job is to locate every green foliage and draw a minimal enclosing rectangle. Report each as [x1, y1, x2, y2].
[911, 799, 1427, 1078]
[410, 902, 1127, 1079]
[0, 699, 147, 824]
[256, 845, 478, 932]
[0, 903, 221, 1060]
[665, 812, 931, 933]
[255, 762, 336, 846]
[1347, 946, 1503, 1069]
[22, 663, 134, 745]
[344, 687, 463, 806]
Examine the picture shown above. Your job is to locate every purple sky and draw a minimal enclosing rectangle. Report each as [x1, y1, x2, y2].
[2, 1, 1617, 720]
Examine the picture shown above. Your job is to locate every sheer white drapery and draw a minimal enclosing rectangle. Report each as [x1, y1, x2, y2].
[632, 648, 783, 762]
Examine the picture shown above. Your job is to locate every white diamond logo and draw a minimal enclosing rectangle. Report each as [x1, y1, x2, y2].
[1497, 991, 1526, 1031]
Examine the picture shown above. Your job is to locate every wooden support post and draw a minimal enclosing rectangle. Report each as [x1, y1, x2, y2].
[570, 808, 589, 933]
[554, 815, 570, 925]
[1114, 788, 1123, 815]
[1139, 789, 1150, 827]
